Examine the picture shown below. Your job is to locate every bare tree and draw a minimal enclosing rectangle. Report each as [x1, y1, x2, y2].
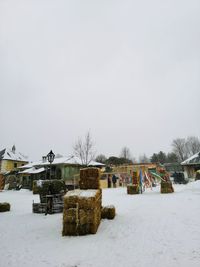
[120, 146, 131, 160]
[95, 154, 107, 164]
[186, 136, 200, 156]
[73, 131, 95, 165]
[172, 138, 187, 162]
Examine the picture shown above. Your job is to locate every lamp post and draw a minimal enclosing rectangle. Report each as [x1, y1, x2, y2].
[47, 150, 55, 179]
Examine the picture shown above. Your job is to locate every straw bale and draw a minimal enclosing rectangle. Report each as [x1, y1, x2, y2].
[127, 184, 139, 194]
[79, 168, 100, 189]
[63, 189, 102, 209]
[62, 221, 100, 236]
[0, 202, 10, 212]
[101, 205, 116, 220]
[160, 181, 174, 193]
[62, 189, 102, 236]
[63, 208, 77, 223]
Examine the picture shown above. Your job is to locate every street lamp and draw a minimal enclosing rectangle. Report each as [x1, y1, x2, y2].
[47, 150, 55, 179]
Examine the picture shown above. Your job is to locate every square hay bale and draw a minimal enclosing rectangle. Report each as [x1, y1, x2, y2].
[79, 168, 100, 189]
[160, 181, 174, 193]
[62, 189, 102, 236]
[0, 202, 10, 212]
[101, 205, 116, 220]
[127, 184, 139, 194]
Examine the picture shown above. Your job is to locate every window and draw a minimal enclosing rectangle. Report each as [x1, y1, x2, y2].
[14, 163, 17, 168]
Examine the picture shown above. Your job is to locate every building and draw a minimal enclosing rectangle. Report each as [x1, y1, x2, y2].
[18, 155, 105, 189]
[0, 146, 28, 189]
[181, 152, 200, 178]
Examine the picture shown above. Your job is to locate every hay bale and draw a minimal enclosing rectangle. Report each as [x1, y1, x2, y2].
[79, 168, 100, 189]
[0, 202, 10, 212]
[62, 189, 102, 236]
[63, 189, 102, 209]
[127, 184, 139, 194]
[160, 181, 174, 193]
[101, 205, 116, 220]
[132, 171, 139, 184]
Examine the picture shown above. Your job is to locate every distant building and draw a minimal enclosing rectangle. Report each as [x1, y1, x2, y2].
[181, 152, 200, 178]
[18, 155, 105, 189]
[0, 146, 28, 174]
[0, 146, 28, 189]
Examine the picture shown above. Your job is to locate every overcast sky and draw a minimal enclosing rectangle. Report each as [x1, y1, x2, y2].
[0, 0, 200, 161]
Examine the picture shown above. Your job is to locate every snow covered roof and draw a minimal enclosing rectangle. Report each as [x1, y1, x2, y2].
[0, 147, 28, 162]
[64, 189, 99, 198]
[18, 156, 104, 170]
[18, 161, 41, 169]
[19, 167, 45, 174]
[35, 156, 105, 167]
[181, 152, 200, 165]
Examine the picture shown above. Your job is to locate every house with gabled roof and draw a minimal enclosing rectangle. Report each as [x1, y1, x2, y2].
[181, 152, 200, 178]
[0, 145, 28, 174]
[0, 146, 28, 189]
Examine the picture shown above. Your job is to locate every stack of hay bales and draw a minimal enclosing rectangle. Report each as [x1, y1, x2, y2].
[63, 168, 102, 236]
[0, 202, 10, 212]
[160, 181, 174, 193]
[127, 184, 140, 194]
[159, 169, 174, 194]
[127, 170, 140, 194]
[79, 168, 100, 189]
[62, 189, 102, 235]
[101, 205, 115, 220]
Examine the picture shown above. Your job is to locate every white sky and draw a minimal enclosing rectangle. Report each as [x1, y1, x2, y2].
[0, 0, 200, 161]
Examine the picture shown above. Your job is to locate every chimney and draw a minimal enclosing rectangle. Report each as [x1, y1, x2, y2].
[42, 156, 47, 163]
[12, 145, 16, 154]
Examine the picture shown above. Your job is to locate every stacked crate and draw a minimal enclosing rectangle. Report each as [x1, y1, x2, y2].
[62, 189, 102, 235]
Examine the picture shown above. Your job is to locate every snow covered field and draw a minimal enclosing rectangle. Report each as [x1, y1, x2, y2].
[0, 182, 200, 267]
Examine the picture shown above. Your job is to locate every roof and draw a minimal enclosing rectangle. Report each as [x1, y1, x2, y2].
[0, 148, 28, 162]
[18, 156, 104, 170]
[19, 167, 45, 174]
[181, 152, 200, 165]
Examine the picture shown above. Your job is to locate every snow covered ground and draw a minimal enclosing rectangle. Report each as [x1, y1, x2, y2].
[0, 182, 200, 267]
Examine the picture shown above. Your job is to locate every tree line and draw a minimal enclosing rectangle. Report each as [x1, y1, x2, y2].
[73, 132, 200, 165]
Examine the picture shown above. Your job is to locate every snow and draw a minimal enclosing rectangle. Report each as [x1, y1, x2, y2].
[18, 156, 104, 170]
[64, 189, 98, 198]
[0, 182, 200, 267]
[1, 148, 28, 162]
[181, 151, 200, 165]
[19, 167, 45, 174]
